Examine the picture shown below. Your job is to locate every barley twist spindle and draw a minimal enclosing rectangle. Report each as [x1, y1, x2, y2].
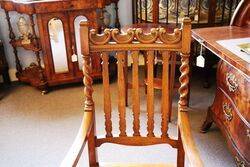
[178, 53, 190, 112]
[83, 54, 94, 112]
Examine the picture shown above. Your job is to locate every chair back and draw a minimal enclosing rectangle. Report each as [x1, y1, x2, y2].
[80, 17, 201, 166]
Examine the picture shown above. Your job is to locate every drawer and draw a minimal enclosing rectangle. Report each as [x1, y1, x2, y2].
[212, 88, 250, 163]
[34, 1, 98, 13]
[217, 61, 250, 121]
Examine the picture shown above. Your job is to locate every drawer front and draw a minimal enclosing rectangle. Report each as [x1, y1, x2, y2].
[217, 61, 250, 122]
[34, 1, 99, 13]
[212, 88, 250, 163]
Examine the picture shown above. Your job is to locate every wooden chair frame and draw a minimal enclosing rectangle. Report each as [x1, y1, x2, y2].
[61, 17, 203, 167]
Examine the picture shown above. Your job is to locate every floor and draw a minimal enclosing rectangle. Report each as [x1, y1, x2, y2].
[0, 70, 236, 167]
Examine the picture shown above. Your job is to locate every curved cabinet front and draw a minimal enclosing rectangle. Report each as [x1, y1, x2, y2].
[211, 60, 250, 167]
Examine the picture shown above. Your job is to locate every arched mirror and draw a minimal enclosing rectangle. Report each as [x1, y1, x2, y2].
[74, 16, 88, 70]
[48, 18, 69, 73]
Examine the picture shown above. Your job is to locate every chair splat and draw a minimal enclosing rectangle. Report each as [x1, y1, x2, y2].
[101, 52, 112, 138]
[131, 51, 141, 137]
[161, 51, 171, 138]
[117, 51, 127, 137]
[146, 50, 155, 137]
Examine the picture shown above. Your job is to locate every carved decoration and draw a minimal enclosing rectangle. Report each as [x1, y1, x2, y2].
[226, 72, 238, 92]
[5, 11, 22, 73]
[223, 103, 233, 122]
[111, 28, 134, 44]
[135, 28, 158, 44]
[89, 29, 111, 45]
[17, 63, 48, 94]
[235, 156, 245, 167]
[159, 28, 182, 44]
[247, 129, 250, 140]
[89, 27, 182, 45]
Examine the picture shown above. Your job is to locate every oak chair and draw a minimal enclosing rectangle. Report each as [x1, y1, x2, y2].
[61, 17, 203, 167]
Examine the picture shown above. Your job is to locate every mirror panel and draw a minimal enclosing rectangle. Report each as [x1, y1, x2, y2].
[48, 18, 69, 73]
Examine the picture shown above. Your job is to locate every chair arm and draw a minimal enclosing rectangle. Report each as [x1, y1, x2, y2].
[178, 111, 204, 167]
[60, 112, 93, 167]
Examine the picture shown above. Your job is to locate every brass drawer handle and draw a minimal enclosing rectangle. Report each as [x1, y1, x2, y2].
[226, 73, 238, 92]
[235, 156, 245, 167]
[223, 103, 233, 121]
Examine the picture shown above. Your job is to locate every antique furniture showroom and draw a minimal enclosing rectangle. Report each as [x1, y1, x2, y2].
[0, 0, 249, 167]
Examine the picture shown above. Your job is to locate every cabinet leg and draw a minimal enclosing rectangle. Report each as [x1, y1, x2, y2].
[2, 70, 11, 85]
[38, 82, 49, 95]
[200, 106, 213, 133]
[41, 89, 48, 95]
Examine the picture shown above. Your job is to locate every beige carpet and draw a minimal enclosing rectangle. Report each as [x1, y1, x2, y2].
[0, 71, 235, 167]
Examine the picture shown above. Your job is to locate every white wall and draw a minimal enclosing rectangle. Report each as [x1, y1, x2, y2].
[0, 0, 132, 82]
[117, 0, 133, 27]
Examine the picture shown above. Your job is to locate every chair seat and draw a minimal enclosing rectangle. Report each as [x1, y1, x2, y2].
[100, 163, 175, 167]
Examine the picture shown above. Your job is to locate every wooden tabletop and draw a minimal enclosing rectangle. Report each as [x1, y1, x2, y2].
[192, 26, 250, 77]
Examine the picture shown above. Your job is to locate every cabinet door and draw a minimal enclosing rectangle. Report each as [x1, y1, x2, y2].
[68, 11, 102, 79]
[37, 12, 75, 85]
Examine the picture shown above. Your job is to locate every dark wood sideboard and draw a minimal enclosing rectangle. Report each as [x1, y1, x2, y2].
[193, 1, 250, 166]
[0, 0, 119, 94]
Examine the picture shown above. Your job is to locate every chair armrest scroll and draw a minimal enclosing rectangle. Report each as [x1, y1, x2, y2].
[178, 111, 204, 167]
[60, 112, 93, 167]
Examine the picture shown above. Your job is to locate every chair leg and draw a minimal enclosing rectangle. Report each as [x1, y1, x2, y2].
[88, 121, 98, 167]
[177, 128, 185, 167]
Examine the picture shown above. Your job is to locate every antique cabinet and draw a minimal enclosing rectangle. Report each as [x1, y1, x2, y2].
[0, 0, 119, 93]
[193, 27, 250, 167]
[214, 61, 249, 166]
[196, 1, 250, 166]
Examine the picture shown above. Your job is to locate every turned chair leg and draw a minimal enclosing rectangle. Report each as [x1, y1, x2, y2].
[177, 128, 185, 167]
[88, 122, 99, 166]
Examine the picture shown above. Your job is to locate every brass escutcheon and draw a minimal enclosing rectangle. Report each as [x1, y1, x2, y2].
[223, 103, 233, 121]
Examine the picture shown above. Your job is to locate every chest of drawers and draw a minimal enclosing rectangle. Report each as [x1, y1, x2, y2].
[210, 61, 250, 166]
[192, 25, 250, 167]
